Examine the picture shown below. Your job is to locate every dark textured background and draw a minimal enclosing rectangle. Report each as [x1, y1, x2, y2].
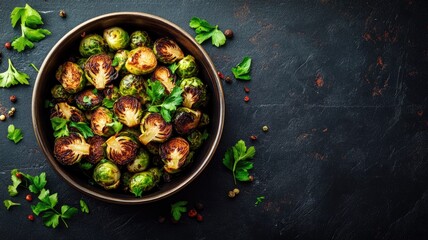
[0, 0, 427, 239]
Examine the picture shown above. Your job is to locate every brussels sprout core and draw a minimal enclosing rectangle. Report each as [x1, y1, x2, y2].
[84, 53, 118, 90]
[54, 133, 91, 165]
[106, 135, 139, 165]
[138, 112, 172, 145]
[152, 66, 176, 93]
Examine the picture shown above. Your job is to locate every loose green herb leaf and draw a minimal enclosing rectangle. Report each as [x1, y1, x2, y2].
[44, 100, 54, 108]
[102, 98, 115, 109]
[7, 124, 24, 144]
[4, 200, 20, 210]
[8, 169, 22, 196]
[23, 172, 47, 194]
[82, 96, 91, 104]
[222, 140, 256, 184]
[106, 120, 123, 133]
[10, 4, 51, 52]
[30, 63, 39, 72]
[0, 59, 30, 88]
[189, 17, 226, 47]
[171, 201, 187, 221]
[78, 162, 93, 171]
[61, 205, 78, 219]
[231, 57, 252, 80]
[79, 199, 89, 214]
[255, 196, 265, 206]
[69, 121, 94, 139]
[168, 62, 179, 74]
[147, 86, 183, 122]
[50, 117, 69, 138]
[146, 80, 165, 104]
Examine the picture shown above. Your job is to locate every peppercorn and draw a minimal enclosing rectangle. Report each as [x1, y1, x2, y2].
[15, 172, 23, 179]
[25, 194, 33, 202]
[188, 209, 197, 218]
[0, 115, 5, 121]
[233, 188, 240, 195]
[228, 190, 236, 198]
[157, 215, 166, 223]
[195, 202, 204, 211]
[81, 32, 86, 38]
[224, 29, 234, 38]
[196, 214, 203, 222]
[5, 42, 11, 50]
[59, 9, 67, 18]
[8, 107, 16, 117]
[244, 96, 250, 102]
[27, 214, 34, 221]
[225, 76, 232, 84]
[249, 175, 254, 182]
[262, 125, 269, 132]
[217, 71, 225, 80]
[250, 135, 257, 141]
[9, 95, 17, 103]
[244, 86, 250, 93]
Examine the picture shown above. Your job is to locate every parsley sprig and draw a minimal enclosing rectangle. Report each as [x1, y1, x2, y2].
[222, 140, 256, 184]
[7, 124, 24, 144]
[50, 117, 96, 139]
[170, 201, 187, 221]
[231, 57, 252, 80]
[146, 80, 183, 122]
[0, 59, 30, 88]
[189, 17, 226, 47]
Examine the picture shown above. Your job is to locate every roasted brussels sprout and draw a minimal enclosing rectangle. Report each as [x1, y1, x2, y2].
[130, 30, 152, 49]
[145, 142, 160, 155]
[160, 137, 190, 174]
[103, 27, 130, 51]
[198, 113, 210, 128]
[105, 135, 139, 165]
[151, 66, 176, 93]
[90, 107, 122, 137]
[138, 112, 173, 145]
[148, 167, 163, 182]
[120, 171, 133, 192]
[118, 74, 148, 103]
[93, 160, 121, 190]
[54, 133, 90, 165]
[103, 84, 120, 101]
[76, 58, 88, 70]
[111, 50, 129, 72]
[51, 102, 86, 122]
[187, 130, 208, 151]
[173, 107, 202, 135]
[129, 168, 161, 197]
[84, 53, 118, 90]
[176, 55, 198, 78]
[127, 148, 150, 173]
[75, 88, 103, 110]
[179, 77, 208, 109]
[79, 34, 107, 57]
[153, 37, 184, 64]
[55, 61, 86, 94]
[51, 84, 73, 103]
[125, 46, 157, 75]
[85, 135, 106, 164]
[113, 96, 143, 127]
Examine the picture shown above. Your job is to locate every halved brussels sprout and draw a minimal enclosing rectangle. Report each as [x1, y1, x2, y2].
[151, 66, 176, 94]
[160, 137, 190, 174]
[79, 34, 107, 57]
[118, 74, 148, 103]
[113, 96, 143, 127]
[90, 107, 121, 137]
[103, 84, 120, 101]
[127, 148, 150, 173]
[173, 107, 202, 135]
[85, 135, 106, 164]
[179, 77, 208, 109]
[103, 27, 130, 51]
[129, 168, 161, 197]
[84, 53, 118, 90]
[105, 134, 139, 165]
[148, 167, 163, 183]
[50, 102, 86, 122]
[93, 160, 121, 190]
[76, 58, 88, 70]
[176, 55, 198, 78]
[138, 112, 172, 145]
[153, 37, 184, 64]
[187, 130, 208, 151]
[54, 133, 90, 165]
[75, 88, 103, 110]
[145, 142, 160, 155]
[55, 61, 86, 94]
[125, 46, 157, 75]
[51, 84, 73, 103]
[111, 50, 129, 72]
[130, 30, 152, 49]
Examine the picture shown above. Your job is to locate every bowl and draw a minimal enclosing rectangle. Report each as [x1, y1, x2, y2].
[32, 12, 225, 204]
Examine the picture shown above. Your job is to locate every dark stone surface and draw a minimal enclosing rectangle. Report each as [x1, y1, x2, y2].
[0, 0, 427, 239]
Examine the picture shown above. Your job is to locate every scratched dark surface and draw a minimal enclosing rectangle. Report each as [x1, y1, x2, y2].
[0, 0, 427, 239]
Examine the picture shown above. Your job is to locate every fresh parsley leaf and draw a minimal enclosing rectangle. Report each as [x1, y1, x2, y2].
[79, 199, 89, 214]
[10, 4, 51, 52]
[222, 140, 256, 184]
[106, 120, 123, 133]
[50, 117, 69, 138]
[231, 57, 252, 80]
[147, 86, 183, 122]
[61, 205, 78, 219]
[7, 124, 23, 144]
[255, 196, 265, 206]
[69, 121, 94, 139]
[8, 169, 22, 196]
[189, 17, 226, 47]
[31, 201, 52, 215]
[102, 98, 115, 109]
[0, 59, 30, 88]
[4, 200, 20, 210]
[42, 211, 60, 228]
[146, 79, 166, 104]
[78, 161, 94, 171]
[23, 172, 47, 194]
[29, 63, 39, 72]
[82, 96, 91, 104]
[168, 63, 179, 74]
[171, 201, 187, 221]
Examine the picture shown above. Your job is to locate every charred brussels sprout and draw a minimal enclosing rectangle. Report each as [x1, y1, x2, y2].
[93, 160, 121, 190]
[118, 74, 148, 103]
[129, 168, 161, 197]
[130, 30, 152, 49]
[125, 46, 157, 75]
[173, 107, 201, 135]
[55, 61, 86, 94]
[54, 133, 91, 165]
[75, 88, 103, 110]
[187, 130, 208, 150]
[84, 53, 118, 90]
[79, 34, 107, 57]
[113, 96, 143, 127]
[138, 112, 173, 145]
[176, 55, 198, 78]
[77, 58, 87, 70]
[85, 135, 106, 164]
[120, 171, 133, 192]
[127, 148, 150, 173]
[90, 107, 122, 137]
[51, 84, 73, 103]
[103, 27, 130, 51]
[51, 102, 85, 122]
[111, 50, 129, 72]
[198, 113, 210, 128]
[153, 37, 184, 64]
[103, 84, 120, 101]
[179, 77, 207, 109]
[151, 66, 176, 94]
[160, 137, 190, 174]
[105, 135, 139, 165]
[145, 142, 160, 155]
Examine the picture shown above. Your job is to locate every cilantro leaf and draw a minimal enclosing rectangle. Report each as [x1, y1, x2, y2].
[50, 117, 69, 138]
[222, 140, 256, 184]
[4, 200, 20, 210]
[7, 124, 23, 144]
[0, 59, 30, 88]
[189, 17, 226, 47]
[80, 199, 89, 214]
[231, 57, 252, 80]
[69, 121, 94, 139]
[171, 201, 187, 221]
